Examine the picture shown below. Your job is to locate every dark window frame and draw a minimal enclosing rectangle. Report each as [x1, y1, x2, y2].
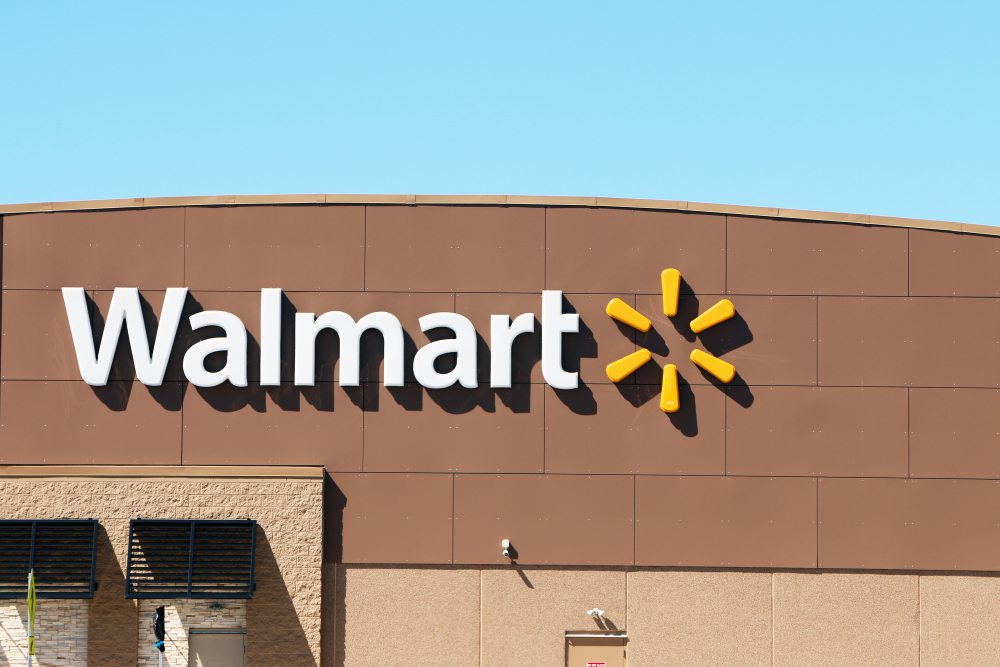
[125, 519, 257, 599]
[0, 519, 99, 599]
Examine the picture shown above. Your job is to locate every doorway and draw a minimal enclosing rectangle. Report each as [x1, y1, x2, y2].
[566, 635, 627, 667]
[188, 631, 246, 667]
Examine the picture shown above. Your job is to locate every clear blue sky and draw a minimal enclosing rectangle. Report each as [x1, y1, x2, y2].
[1, 1, 997, 224]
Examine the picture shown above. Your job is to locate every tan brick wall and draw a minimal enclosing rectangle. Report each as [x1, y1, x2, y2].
[0, 600, 87, 667]
[326, 566, 1000, 667]
[0, 476, 322, 667]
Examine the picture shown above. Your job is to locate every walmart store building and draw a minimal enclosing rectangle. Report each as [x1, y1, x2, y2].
[1, 194, 1000, 667]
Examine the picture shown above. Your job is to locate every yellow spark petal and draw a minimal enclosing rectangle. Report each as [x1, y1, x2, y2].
[661, 268, 681, 317]
[689, 349, 736, 383]
[606, 298, 651, 332]
[690, 298, 735, 333]
[605, 349, 652, 382]
[660, 364, 680, 412]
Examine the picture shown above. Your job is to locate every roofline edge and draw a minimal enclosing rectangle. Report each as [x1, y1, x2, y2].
[0, 193, 992, 236]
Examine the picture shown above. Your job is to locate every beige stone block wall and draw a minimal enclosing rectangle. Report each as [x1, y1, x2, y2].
[333, 565, 480, 667]
[920, 573, 1000, 667]
[627, 570, 771, 667]
[773, 572, 919, 667]
[0, 600, 88, 667]
[0, 476, 322, 667]
[136, 599, 246, 667]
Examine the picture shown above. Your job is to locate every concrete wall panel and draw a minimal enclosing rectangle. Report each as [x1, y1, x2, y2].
[185, 205, 366, 291]
[920, 574, 1000, 666]
[453, 474, 635, 565]
[365, 205, 545, 292]
[726, 386, 908, 477]
[635, 475, 817, 567]
[480, 568, 627, 667]
[627, 570, 771, 667]
[3, 208, 184, 290]
[773, 572, 918, 667]
[818, 478, 1000, 570]
[335, 566, 480, 667]
[546, 208, 726, 295]
[727, 217, 908, 296]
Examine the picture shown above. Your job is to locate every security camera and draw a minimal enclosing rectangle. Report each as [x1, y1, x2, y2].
[501, 539, 510, 558]
[587, 608, 605, 618]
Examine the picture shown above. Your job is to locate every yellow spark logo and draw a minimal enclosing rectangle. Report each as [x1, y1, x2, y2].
[605, 269, 736, 413]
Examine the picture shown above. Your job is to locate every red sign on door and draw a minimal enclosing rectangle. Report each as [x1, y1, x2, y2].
[586, 663, 606, 667]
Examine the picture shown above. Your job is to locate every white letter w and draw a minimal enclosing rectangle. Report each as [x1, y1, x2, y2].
[62, 287, 188, 386]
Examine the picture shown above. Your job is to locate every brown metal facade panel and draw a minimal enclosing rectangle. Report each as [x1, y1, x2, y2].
[0, 380, 182, 464]
[3, 202, 1000, 571]
[635, 475, 817, 567]
[2, 208, 184, 290]
[545, 208, 727, 295]
[909, 388, 1000, 479]
[0, 289, 80, 380]
[455, 292, 542, 384]
[725, 386, 909, 477]
[727, 216, 908, 296]
[635, 294, 817, 386]
[543, 384, 725, 475]
[909, 229, 1000, 297]
[330, 473, 454, 564]
[364, 205, 545, 292]
[184, 205, 366, 291]
[562, 293, 637, 384]
[360, 383, 544, 473]
[818, 296, 1000, 387]
[818, 477, 1000, 570]
[452, 473, 635, 565]
[180, 382, 363, 469]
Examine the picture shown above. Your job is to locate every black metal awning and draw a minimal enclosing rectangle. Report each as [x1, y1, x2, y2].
[0, 520, 99, 599]
[125, 519, 257, 599]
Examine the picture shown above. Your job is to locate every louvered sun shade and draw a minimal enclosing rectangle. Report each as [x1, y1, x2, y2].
[125, 520, 257, 599]
[0, 520, 98, 599]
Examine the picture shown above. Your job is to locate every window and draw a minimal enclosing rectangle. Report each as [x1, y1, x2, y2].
[0, 520, 98, 598]
[126, 520, 256, 599]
